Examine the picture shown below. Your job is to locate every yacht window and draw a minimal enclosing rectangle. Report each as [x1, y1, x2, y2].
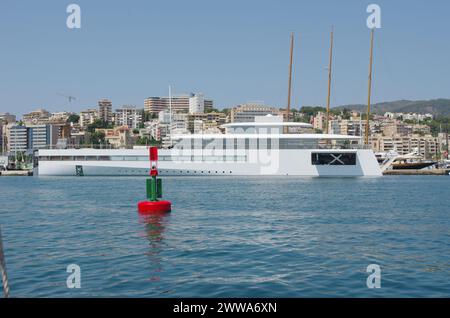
[311, 153, 357, 165]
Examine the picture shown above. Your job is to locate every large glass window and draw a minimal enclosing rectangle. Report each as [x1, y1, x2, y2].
[311, 153, 357, 165]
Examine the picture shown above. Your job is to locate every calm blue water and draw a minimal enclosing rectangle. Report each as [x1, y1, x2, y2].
[0, 175, 449, 297]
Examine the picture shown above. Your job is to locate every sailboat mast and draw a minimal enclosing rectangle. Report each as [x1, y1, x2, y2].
[325, 27, 334, 134]
[286, 32, 294, 122]
[365, 28, 375, 145]
[169, 85, 173, 147]
[169, 85, 172, 125]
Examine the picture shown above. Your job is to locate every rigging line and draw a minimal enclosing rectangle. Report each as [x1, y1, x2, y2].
[0, 226, 10, 298]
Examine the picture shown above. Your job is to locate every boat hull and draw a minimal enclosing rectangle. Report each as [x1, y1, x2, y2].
[36, 148, 382, 177]
[392, 162, 436, 170]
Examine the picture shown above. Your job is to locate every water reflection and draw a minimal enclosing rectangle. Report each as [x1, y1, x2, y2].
[139, 213, 171, 282]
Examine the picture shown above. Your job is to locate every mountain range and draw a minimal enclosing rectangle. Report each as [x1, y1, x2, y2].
[333, 99, 450, 117]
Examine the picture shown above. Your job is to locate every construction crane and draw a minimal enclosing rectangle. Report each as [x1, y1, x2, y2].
[57, 93, 77, 104]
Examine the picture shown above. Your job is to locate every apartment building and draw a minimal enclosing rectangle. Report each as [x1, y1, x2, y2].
[79, 109, 98, 128]
[144, 93, 213, 115]
[230, 104, 280, 123]
[98, 99, 113, 124]
[115, 106, 143, 129]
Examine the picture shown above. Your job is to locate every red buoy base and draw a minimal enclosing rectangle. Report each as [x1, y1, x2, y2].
[138, 200, 172, 214]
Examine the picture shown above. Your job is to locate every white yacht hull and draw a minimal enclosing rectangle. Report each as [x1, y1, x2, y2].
[37, 148, 382, 177]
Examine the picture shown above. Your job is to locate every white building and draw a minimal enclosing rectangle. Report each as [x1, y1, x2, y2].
[230, 104, 281, 122]
[115, 106, 143, 129]
[189, 93, 205, 114]
[158, 111, 171, 124]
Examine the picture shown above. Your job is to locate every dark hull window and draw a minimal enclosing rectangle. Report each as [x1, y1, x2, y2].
[312, 153, 357, 165]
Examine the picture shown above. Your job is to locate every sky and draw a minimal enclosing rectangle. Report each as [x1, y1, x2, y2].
[1, 0, 450, 115]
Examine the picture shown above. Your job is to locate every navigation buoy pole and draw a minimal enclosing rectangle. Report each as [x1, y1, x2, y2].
[137, 147, 171, 215]
[0, 226, 10, 298]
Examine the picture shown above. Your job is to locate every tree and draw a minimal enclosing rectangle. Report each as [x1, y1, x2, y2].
[90, 131, 105, 145]
[143, 111, 157, 122]
[300, 106, 326, 117]
[205, 107, 220, 113]
[87, 119, 111, 133]
[136, 136, 160, 146]
[67, 114, 80, 123]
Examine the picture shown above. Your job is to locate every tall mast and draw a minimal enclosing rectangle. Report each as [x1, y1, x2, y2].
[286, 32, 294, 122]
[365, 28, 375, 145]
[325, 26, 334, 134]
[169, 85, 173, 147]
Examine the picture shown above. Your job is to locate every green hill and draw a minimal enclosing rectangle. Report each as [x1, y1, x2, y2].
[333, 99, 450, 117]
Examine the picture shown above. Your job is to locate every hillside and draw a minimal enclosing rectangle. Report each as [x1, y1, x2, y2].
[333, 99, 450, 117]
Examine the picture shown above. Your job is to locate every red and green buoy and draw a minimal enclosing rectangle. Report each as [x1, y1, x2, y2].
[137, 147, 172, 214]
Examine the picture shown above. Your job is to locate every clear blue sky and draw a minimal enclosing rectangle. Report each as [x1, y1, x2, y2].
[1, 0, 449, 115]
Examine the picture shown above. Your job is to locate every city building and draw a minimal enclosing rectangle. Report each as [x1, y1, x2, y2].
[158, 111, 171, 124]
[186, 112, 226, 133]
[67, 131, 87, 147]
[98, 99, 113, 124]
[27, 125, 52, 150]
[22, 109, 51, 125]
[8, 125, 28, 152]
[95, 126, 135, 149]
[370, 134, 440, 159]
[7, 124, 69, 152]
[144, 93, 213, 115]
[49, 112, 72, 124]
[340, 120, 365, 136]
[115, 106, 143, 129]
[189, 93, 205, 114]
[0, 123, 4, 154]
[0, 112, 16, 125]
[384, 112, 433, 122]
[230, 104, 280, 123]
[146, 121, 170, 142]
[312, 112, 326, 131]
[79, 109, 99, 128]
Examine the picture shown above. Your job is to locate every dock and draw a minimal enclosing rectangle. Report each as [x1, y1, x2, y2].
[383, 169, 450, 176]
[0, 170, 33, 176]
